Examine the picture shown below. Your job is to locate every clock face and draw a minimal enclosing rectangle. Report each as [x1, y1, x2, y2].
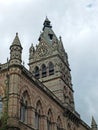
[38, 47, 48, 57]
[38, 42, 48, 57]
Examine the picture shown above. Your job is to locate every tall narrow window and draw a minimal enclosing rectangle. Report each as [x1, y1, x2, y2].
[42, 64, 47, 78]
[49, 62, 54, 75]
[20, 91, 28, 123]
[34, 66, 40, 79]
[35, 110, 40, 130]
[0, 96, 2, 113]
[47, 120, 51, 130]
[67, 123, 71, 130]
[47, 109, 53, 130]
[35, 101, 42, 130]
[57, 116, 62, 130]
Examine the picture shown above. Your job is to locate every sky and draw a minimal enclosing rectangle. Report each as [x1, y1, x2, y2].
[0, 0, 98, 126]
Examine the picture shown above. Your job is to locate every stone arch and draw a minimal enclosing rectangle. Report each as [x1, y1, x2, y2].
[19, 85, 32, 106]
[33, 96, 44, 114]
[19, 86, 32, 123]
[46, 105, 54, 123]
[56, 112, 65, 128]
[47, 108, 54, 121]
[34, 98, 45, 130]
[47, 107, 55, 130]
[57, 115, 63, 129]
[35, 100, 43, 115]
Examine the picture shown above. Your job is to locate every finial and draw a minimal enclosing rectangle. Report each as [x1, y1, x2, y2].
[59, 36, 62, 41]
[16, 32, 18, 36]
[43, 17, 52, 31]
[91, 116, 97, 126]
[45, 16, 49, 21]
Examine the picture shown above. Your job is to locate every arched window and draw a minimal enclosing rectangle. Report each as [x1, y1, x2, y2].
[35, 101, 42, 130]
[0, 96, 2, 114]
[49, 62, 54, 75]
[57, 116, 62, 130]
[42, 64, 47, 78]
[34, 66, 40, 79]
[68, 123, 71, 130]
[20, 91, 28, 123]
[47, 109, 53, 130]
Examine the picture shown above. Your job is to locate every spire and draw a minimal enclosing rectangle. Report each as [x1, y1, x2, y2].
[43, 17, 52, 31]
[91, 116, 97, 130]
[12, 32, 21, 46]
[10, 33, 22, 65]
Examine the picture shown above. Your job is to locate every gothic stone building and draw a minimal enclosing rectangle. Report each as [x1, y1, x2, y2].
[0, 18, 97, 130]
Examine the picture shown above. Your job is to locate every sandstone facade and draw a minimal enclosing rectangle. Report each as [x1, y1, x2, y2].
[0, 18, 96, 130]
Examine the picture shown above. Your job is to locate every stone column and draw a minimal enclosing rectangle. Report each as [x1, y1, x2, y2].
[27, 106, 33, 126]
[31, 108, 36, 129]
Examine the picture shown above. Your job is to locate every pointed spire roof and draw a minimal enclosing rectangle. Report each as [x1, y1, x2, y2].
[92, 116, 97, 127]
[12, 32, 21, 46]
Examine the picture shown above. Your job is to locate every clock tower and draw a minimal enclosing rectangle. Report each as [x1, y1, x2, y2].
[29, 17, 75, 109]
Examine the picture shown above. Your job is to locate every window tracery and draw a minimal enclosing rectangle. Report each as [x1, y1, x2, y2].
[57, 116, 62, 130]
[20, 91, 29, 123]
[35, 101, 42, 130]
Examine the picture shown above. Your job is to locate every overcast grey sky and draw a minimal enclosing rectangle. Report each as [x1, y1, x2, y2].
[0, 0, 98, 126]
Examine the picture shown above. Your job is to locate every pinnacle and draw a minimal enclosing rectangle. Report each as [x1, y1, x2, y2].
[91, 116, 97, 127]
[12, 32, 21, 46]
[45, 16, 50, 22]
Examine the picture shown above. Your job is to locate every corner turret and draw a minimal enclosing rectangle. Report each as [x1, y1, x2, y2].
[10, 33, 23, 65]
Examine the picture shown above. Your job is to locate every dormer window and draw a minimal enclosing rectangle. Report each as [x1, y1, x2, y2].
[48, 34, 53, 40]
